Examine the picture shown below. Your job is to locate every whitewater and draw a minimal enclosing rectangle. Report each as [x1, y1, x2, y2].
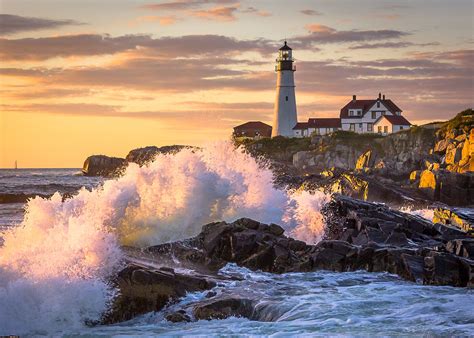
[0, 142, 331, 335]
[1, 142, 472, 336]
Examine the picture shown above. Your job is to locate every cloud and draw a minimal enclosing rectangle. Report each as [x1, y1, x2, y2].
[305, 24, 335, 33]
[241, 7, 272, 17]
[133, 15, 179, 26]
[0, 34, 275, 60]
[349, 41, 439, 49]
[191, 5, 239, 21]
[0, 14, 83, 35]
[300, 9, 322, 16]
[292, 24, 409, 47]
[141, 0, 235, 11]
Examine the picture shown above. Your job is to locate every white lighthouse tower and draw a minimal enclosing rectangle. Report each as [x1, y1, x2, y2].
[271, 41, 298, 137]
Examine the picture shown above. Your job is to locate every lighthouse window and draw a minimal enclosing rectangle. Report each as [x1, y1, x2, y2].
[285, 96, 288, 101]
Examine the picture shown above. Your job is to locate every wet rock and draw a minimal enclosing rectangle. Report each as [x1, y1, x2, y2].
[193, 296, 256, 320]
[102, 265, 217, 324]
[166, 310, 191, 323]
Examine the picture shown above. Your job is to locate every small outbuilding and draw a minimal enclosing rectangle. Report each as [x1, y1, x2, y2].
[233, 121, 272, 139]
[373, 115, 411, 135]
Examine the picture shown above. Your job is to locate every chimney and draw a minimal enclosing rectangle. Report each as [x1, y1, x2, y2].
[383, 94, 385, 100]
[378, 92, 381, 100]
[352, 95, 356, 101]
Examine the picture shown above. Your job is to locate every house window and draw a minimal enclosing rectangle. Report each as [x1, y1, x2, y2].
[367, 123, 373, 132]
[377, 102, 380, 108]
[372, 111, 376, 119]
[378, 126, 382, 133]
[359, 123, 363, 129]
[384, 126, 388, 133]
[285, 96, 288, 101]
[350, 124, 355, 131]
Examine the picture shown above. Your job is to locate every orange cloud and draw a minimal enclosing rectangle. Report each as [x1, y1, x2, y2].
[192, 5, 239, 21]
[134, 15, 179, 26]
[305, 24, 336, 34]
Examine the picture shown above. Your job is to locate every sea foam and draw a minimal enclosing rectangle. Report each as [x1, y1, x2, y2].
[0, 141, 329, 334]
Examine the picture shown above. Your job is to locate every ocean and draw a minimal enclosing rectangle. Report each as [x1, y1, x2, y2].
[0, 144, 473, 336]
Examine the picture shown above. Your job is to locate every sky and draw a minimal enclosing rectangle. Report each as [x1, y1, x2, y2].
[0, 0, 473, 168]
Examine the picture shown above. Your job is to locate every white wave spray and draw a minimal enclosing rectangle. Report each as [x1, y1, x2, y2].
[0, 142, 329, 335]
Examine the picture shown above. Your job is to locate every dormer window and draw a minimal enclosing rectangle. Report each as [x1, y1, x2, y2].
[377, 102, 380, 108]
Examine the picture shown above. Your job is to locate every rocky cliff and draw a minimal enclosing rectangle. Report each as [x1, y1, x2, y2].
[241, 109, 473, 207]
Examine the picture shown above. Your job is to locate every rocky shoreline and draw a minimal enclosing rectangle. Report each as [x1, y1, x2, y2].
[100, 194, 473, 325]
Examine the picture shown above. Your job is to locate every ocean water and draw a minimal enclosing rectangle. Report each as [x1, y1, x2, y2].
[0, 143, 472, 336]
[0, 168, 102, 228]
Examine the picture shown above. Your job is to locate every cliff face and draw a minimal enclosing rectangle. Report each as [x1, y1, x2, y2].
[241, 109, 473, 207]
[293, 126, 437, 177]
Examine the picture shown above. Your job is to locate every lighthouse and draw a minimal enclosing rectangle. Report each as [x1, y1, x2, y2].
[271, 41, 298, 137]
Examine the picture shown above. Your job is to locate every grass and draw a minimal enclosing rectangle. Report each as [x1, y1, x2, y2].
[439, 108, 473, 133]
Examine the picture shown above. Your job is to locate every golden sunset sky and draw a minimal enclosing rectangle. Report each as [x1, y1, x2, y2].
[1, 0, 473, 168]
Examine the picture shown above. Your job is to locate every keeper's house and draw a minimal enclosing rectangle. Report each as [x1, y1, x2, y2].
[339, 93, 410, 134]
[292, 93, 411, 137]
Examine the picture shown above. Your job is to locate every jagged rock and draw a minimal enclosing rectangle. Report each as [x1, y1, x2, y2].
[103, 195, 473, 325]
[433, 207, 474, 234]
[82, 155, 126, 177]
[418, 169, 474, 206]
[355, 150, 373, 170]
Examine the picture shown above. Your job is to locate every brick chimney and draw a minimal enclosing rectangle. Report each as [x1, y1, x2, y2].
[353, 95, 356, 101]
[378, 92, 381, 100]
[382, 94, 385, 100]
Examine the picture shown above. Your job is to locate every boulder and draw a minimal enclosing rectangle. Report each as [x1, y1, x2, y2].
[193, 296, 256, 320]
[102, 265, 217, 324]
[82, 155, 126, 177]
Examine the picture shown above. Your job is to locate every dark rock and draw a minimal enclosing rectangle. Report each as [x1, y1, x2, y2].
[82, 155, 126, 177]
[125, 145, 189, 166]
[102, 265, 216, 324]
[193, 296, 255, 320]
[268, 223, 285, 236]
[166, 310, 191, 323]
[104, 194, 473, 325]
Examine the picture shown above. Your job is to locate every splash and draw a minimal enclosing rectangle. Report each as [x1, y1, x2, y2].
[0, 141, 329, 335]
[400, 207, 434, 222]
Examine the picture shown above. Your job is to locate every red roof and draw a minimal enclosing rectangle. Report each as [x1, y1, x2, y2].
[340, 98, 402, 119]
[375, 114, 411, 125]
[234, 121, 272, 130]
[293, 122, 309, 130]
[233, 121, 272, 137]
[308, 118, 341, 128]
